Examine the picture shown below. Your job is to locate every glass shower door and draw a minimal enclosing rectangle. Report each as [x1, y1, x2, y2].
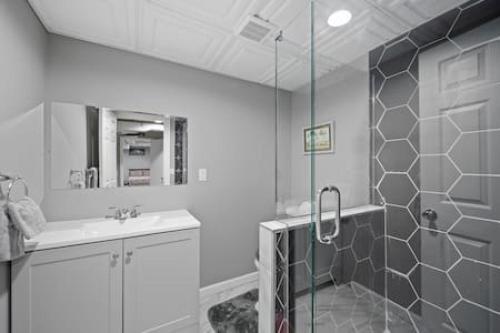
[274, 1, 389, 332]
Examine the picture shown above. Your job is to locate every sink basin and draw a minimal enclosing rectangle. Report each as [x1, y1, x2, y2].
[25, 210, 200, 251]
[82, 215, 162, 235]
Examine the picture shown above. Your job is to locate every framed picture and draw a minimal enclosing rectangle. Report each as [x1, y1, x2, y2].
[303, 121, 335, 154]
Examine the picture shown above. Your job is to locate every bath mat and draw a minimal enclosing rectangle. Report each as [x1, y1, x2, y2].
[208, 289, 258, 333]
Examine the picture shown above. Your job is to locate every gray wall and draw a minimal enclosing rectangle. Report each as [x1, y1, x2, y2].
[0, 1, 47, 332]
[288, 60, 370, 208]
[42, 35, 291, 287]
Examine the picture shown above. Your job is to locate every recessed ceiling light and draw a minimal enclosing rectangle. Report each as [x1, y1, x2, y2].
[154, 120, 163, 124]
[327, 10, 352, 27]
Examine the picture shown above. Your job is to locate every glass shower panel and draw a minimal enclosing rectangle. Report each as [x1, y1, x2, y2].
[273, 1, 315, 331]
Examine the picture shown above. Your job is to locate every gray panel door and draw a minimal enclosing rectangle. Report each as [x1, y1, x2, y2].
[419, 25, 500, 332]
[11, 240, 123, 333]
[123, 229, 200, 333]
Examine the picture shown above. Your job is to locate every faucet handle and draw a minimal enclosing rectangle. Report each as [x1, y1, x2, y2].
[130, 205, 141, 218]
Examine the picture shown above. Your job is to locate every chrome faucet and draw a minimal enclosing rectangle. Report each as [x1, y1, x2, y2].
[130, 205, 141, 218]
[106, 205, 141, 222]
[106, 207, 130, 222]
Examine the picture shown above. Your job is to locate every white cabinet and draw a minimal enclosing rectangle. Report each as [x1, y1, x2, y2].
[12, 229, 200, 333]
[124, 230, 199, 333]
[12, 240, 123, 333]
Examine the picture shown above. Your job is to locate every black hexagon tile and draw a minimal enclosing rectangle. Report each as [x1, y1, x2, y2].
[388, 238, 418, 274]
[409, 229, 460, 271]
[449, 176, 500, 221]
[450, 300, 500, 333]
[378, 106, 417, 140]
[352, 226, 374, 260]
[387, 271, 418, 308]
[370, 238, 385, 271]
[378, 39, 418, 77]
[419, 116, 460, 154]
[379, 72, 418, 108]
[449, 131, 500, 174]
[387, 205, 418, 240]
[379, 174, 417, 206]
[449, 259, 500, 312]
[420, 192, 460, 232]
[409, 8, 460, 47]
[420, 155, 460, 193]
[379, 140, 417, 172]
[410, 264, 460, 310]
[449, 217, 500, 266]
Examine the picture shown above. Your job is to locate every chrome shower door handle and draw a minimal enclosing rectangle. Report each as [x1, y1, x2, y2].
[315, 185, 341, 245]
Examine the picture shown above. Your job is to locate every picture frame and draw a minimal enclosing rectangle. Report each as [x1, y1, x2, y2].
[303, 121, 335, 154]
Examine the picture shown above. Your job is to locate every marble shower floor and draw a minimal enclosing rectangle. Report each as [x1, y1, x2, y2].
[291, 282, 415, 333]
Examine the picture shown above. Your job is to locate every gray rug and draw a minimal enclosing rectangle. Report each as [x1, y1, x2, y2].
[208, 289, 258, 333]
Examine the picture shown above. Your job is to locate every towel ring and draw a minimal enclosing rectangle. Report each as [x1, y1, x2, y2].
[7, 176, 29, 202]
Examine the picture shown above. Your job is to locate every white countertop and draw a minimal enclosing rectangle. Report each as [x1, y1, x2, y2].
[260, 204, 384, 232]
[25, 210, 201, 252]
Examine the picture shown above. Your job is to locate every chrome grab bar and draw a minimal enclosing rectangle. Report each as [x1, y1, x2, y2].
[315, 185, 341, 245]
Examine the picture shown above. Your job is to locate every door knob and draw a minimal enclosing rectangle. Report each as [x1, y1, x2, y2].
[422, 209, 437, 221]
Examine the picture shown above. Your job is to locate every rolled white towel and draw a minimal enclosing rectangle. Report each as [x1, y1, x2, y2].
[7, 197, 47, 239]
[0, 202, 25, 262]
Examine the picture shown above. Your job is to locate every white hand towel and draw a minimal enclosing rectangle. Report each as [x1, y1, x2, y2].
[0, 202, 25, 262]
[7, 197, 47, 239]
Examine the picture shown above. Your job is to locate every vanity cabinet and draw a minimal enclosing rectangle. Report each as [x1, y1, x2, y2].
[11, 229, 200, 333]
[123, 230, 199, 333]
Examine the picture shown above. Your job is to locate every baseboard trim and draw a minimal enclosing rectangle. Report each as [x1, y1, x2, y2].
[200, 271, 258, 300]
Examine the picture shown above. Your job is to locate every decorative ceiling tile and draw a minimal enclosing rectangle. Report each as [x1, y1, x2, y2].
[29, 0, 471, 89]
[29, 0, 137, 50]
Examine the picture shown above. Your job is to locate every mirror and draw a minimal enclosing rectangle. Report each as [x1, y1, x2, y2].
[50, 102, 187, 190]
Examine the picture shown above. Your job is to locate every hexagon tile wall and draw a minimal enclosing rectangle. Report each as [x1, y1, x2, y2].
[369, 0, 500, 331]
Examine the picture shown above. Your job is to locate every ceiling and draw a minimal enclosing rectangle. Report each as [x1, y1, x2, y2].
[29, 0, 468, 91]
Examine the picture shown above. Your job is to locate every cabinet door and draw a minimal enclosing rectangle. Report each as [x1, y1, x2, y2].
[124, 229, 200, 333]
[11, 240, 123, 333]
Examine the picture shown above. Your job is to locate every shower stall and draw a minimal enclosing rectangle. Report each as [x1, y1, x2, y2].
[260, 0, 500, 332]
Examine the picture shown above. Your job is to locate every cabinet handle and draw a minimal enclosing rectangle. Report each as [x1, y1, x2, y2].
[112, 253, 119, 260]
[126, 251, 133, 257]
